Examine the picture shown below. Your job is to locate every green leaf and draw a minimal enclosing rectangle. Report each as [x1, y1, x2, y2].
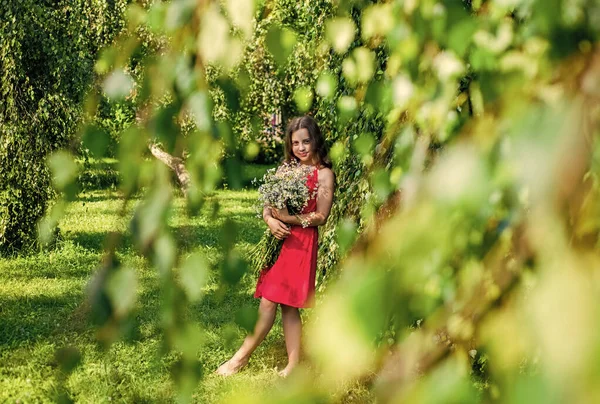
[187, 91, 212, 132]
[82, 124, 109, 158]
[355, 47, 376, 83]
[353, 133, 375, 156]
[329, 140, 346, 164]
[172, 323, 204, 360]
[325, 17, 356, 54]
[224, 0, 255, 39]
[147, 1, 166, 33]
[106, 266, 138, 317]
[222, 249, 247, 285]
[348, 270, 390, 342]
[235, 304, 258, 333]
[337, 95, 358, 120]
[95, 46, 117, 74]
[448, 19, 477, 57]
[243, 142, 260, 161]
[48, 151, 78, 193]
[154, 233, 177, 277]
[103, 70, 134, 100]
[265, 25, 297, 67]
[180, 253, 209, 302]
[361, 4, 394, 42]
[215, 78, 241, 113]
[55, 346, 82, 374]
[335, 217, 358, 255]
[153, 105, 180, 153]
[220, 218, 238, 252]
[224, 156, 243, 189]
[165, 0, 195, 32]
[365, 80, 392, 114]
[38, 200, 66, 245]
[118, 127, 146, 196]
[316, 71, 337, 99]
[470, 47, 498, 71]
[131, 180, 172, 251]
[293, 86, 313, 113]
[371, 168, 392, 201]
[175, 56, 198, 97]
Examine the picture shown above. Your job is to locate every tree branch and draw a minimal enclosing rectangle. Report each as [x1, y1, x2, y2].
[148, 143, 190, 195]
[372, 47, 600, 400]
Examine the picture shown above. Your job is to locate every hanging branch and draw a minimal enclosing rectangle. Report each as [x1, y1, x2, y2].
[372, 48, 600, 400]
[374, 222, 531, 400]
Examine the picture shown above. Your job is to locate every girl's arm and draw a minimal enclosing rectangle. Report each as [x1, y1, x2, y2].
[264, 205, 291, 239]
[263, 205, 274, 223]
[273, 168, 335, 227]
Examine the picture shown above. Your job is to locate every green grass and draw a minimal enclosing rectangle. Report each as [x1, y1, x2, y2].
[0, 188, 374, 403]
[0, 189, 295, 403]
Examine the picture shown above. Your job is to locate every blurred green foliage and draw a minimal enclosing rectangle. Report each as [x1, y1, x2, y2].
[4, 0, 600, 402]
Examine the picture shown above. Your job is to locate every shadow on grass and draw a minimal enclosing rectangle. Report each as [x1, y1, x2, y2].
[0, 293, 85, 347]
[174, 215, 264, 253]
[69, 218, 262, 255]
[70, 231, 134, 253]
[76, 192, 126, 203]
[0, 188, 278, 395]
[68, 199, 262, 255]
[71, 231, 111, 252]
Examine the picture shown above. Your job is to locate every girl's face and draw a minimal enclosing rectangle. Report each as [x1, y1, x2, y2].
[291, 128, 314, 164]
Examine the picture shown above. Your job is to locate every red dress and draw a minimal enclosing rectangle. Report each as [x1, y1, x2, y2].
[254, 167, 319, 308]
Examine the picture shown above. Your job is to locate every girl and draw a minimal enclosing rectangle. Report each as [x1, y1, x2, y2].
[216, 115, 335, 377]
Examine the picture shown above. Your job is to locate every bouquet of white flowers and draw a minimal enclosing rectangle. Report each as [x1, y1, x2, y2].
[248, 161, 315, 274]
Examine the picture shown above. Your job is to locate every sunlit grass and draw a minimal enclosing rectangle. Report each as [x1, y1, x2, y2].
[0, 189, 273, 402]
[0, 188, 373, 402]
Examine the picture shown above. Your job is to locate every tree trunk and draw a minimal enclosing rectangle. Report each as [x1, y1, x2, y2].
[148, 143, 190, 195]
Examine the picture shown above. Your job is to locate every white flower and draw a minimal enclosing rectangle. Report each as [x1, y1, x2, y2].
[256, 160, 314, 215]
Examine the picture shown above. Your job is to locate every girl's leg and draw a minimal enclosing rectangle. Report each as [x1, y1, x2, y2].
[216, 298, 278, 376]
[279, 304, 302, 377]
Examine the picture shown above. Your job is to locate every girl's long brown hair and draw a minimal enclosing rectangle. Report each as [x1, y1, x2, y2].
[283, 115, 332, 169]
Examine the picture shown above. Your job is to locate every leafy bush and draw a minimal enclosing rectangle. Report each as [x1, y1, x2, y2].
[77, 158, 120, 191]
[0, 0, 127, 254]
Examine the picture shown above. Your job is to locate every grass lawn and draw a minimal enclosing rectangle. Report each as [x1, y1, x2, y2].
[0, 189, 315, 403]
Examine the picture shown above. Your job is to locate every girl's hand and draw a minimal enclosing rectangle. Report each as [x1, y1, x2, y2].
[266, 216, 290, 240]
[271, 207, 290, 223]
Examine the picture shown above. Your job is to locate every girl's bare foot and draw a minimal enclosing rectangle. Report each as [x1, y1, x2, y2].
[215, 357, 248, 376]
[277, 362, 297, 378]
